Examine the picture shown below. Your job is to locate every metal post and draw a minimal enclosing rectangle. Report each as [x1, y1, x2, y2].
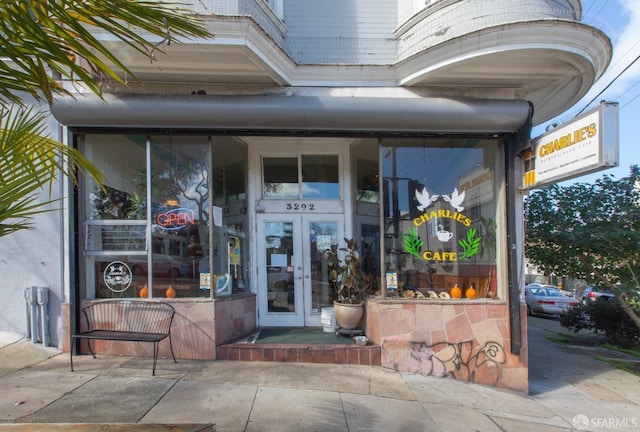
[36, 287, 50, 347]
[26, 286, 39, 343]
[24, 287, 32, 339]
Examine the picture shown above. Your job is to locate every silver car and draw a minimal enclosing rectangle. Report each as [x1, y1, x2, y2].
[580, 286, 615, 304]
[525, 284, 579, 317]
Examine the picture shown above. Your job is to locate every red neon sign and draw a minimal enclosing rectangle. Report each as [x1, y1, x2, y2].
[156, 208, 195, 230]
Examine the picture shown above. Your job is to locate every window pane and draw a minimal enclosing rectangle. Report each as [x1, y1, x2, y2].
[83, 134, 147, 220]
[94, 255, 148, 299]
[263, 157, 298, 198]
[213, 137, 247, 205]
[309, 221, 338, 311]
[356, 157, 379, 203]
[302, 155, 339, 199]
[381, 138, 500, 300]
[266, 222, 295, 312]
[81, 134, 149, 299]
[209, 137, 249, 296]
[150, 136, 210, 298]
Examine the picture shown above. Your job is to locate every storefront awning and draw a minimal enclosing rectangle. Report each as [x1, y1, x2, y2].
[51, 94, 532, 135]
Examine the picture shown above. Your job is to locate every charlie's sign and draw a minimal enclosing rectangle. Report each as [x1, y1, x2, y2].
[524, 101, 619, 189]
[405, 186, 480, 262]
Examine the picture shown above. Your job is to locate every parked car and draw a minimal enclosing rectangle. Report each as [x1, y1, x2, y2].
[580, 286, 615, 304]
[524, 284, 579, 317]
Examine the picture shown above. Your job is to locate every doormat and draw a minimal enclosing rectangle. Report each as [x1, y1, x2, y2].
[255, 327, 354, 345]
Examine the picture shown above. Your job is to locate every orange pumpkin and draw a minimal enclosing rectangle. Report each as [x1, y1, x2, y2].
[450, 284, 462, 298]
[139, 285, 148, 298]
[465, 285, 477, 299]
[165, 285, 177, 298]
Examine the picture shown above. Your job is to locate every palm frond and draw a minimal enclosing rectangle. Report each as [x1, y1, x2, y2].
[0, 106, 106, 234]
[0, 0, 213, 105]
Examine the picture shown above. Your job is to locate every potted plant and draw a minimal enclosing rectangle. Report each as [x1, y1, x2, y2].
[324, 238, 372, 330]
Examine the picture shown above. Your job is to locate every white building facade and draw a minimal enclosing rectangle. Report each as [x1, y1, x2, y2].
[0, 0, 611, 392]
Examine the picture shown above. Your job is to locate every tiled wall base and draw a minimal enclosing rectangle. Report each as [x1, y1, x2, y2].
[217, 343, 382, 366]
[364, 298, 529, 393]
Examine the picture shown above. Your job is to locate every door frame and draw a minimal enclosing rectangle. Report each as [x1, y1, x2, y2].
[247, 137, 355, 327]
[256, 213, 344, 327]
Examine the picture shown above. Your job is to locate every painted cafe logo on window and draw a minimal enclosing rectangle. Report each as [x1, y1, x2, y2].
[103, 261, 133, 293]
[405, 186, 481, 261]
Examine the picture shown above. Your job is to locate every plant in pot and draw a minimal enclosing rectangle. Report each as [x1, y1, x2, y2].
[324, 238, 372, 330]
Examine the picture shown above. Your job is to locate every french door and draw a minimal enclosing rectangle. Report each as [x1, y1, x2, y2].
[257, 213, 343, 327]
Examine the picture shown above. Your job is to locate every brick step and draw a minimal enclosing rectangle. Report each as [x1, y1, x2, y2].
[217, 342, 381, 366]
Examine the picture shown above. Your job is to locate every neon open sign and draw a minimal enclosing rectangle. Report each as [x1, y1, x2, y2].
[156, 208, 195, 231]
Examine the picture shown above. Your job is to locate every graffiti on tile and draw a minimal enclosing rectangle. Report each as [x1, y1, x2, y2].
[408, 340, 506, 383]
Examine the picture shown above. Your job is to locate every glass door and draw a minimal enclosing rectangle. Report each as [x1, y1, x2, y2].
[257, 214, 342, 327]
[258, 215, 302, 326]
[302, 216, 341, 326]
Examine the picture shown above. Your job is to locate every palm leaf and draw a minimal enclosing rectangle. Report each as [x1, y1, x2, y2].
[0, 106, 106, 235]
[0, 0, 213, 106]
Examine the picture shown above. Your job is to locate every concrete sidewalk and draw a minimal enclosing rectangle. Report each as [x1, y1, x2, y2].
[0, 317, 638, 431]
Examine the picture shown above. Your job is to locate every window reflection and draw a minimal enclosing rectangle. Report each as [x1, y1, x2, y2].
[85, 134, 147, 221]
[381, 138, 501, 300]
[263, 157, 298, 198]
[149, 136, 209, 298]
[262, 154, 340, 199]
[302, 155, 339, 198]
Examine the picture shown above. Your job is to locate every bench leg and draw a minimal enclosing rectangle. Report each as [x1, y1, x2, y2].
[70, 337, 98, 372]
[86, 339, 97, 359]
[152, 342, 158, 376]
[168, 335, 177, 364]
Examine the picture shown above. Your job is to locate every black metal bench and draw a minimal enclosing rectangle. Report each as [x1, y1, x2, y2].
[70, 300, 177, 375]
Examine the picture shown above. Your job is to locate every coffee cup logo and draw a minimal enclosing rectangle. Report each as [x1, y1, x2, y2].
[437, 230, 453, 242]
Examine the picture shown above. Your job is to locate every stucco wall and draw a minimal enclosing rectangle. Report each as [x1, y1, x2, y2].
[0, 101, 65, 347]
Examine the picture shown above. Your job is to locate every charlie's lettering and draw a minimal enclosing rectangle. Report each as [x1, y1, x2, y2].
[414, 210, 471, 227]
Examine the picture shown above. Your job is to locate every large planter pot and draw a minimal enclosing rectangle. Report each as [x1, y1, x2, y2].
[333, 301, 364, 330]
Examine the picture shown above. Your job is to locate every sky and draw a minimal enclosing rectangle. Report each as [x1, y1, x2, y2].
[532, 0, 640, 185]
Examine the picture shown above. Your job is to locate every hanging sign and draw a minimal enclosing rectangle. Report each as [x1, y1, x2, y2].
[524, 101, 619, 189]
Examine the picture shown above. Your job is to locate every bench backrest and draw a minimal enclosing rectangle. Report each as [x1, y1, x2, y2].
[81, 300, 175, 335]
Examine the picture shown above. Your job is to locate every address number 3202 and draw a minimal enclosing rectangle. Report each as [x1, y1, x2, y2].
[286, 203, 315, 211]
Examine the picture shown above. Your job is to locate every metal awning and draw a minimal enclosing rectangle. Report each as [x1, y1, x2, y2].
[51, 94, 532, 134]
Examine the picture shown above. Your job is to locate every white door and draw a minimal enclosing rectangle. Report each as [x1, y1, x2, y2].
[257, 214, 342, 327]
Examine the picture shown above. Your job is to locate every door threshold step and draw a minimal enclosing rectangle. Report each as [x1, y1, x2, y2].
[217, 342, 381, 366]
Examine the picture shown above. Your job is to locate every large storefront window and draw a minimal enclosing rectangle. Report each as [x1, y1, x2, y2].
[209, 137, 249, 295]
[81, 134, 249, 299]
[148, 136, 209, 298]
[82, 134, 149, 299]
[381, 138, 502, 300]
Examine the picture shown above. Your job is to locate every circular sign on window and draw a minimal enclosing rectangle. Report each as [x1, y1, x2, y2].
[103, 261, 133, 293]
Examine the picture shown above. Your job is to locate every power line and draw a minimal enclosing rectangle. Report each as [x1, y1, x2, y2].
[582, 0, 597, 16]
[576, 51, 640, 116]
[621, 91, 640, 109]
[592, 0, 610, 17]
[613, 76, 640, 100]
